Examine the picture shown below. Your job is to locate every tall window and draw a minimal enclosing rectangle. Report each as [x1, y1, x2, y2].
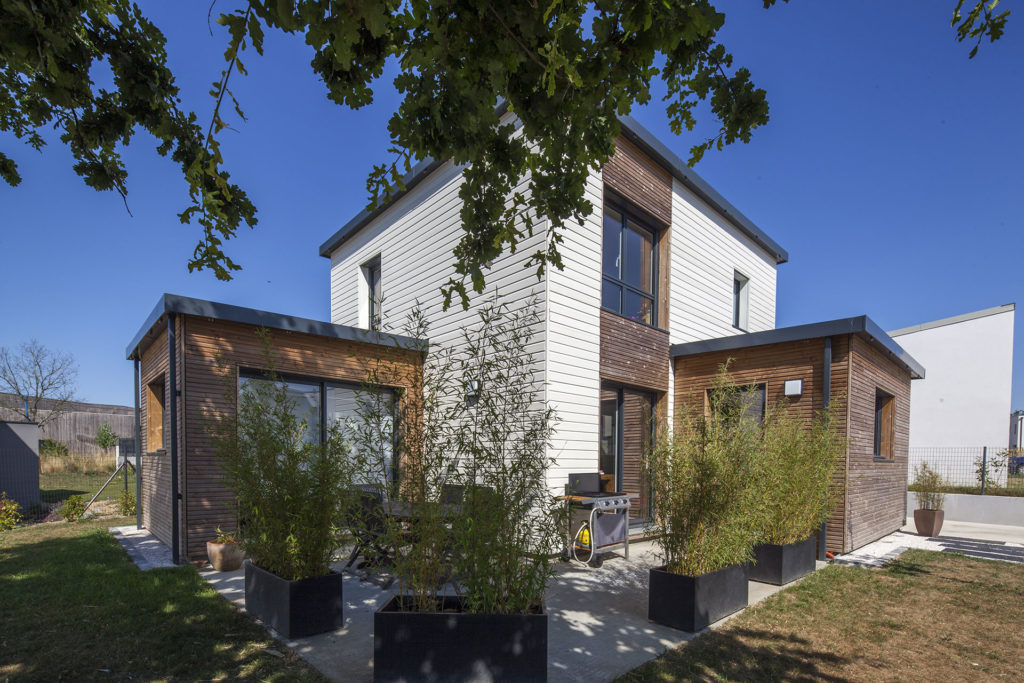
[733, 271, 749, 331]
[602, 205, 657, 326]
[239, 373, 398, 481]
[363, 256, 382, 331]
[145, 378, 165, 451]
[874, 389, 895, 460]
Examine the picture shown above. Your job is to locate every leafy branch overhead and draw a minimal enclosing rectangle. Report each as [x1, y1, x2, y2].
[0, 2, 1011, 306]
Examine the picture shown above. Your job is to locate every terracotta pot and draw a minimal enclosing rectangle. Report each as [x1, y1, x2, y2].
[913, 508, 944, 537]
[207, 540, 244, 571]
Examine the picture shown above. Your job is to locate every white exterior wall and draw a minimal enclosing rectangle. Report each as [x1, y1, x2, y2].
[890, 306, 1014, 449]
[668, 179, 777, 345]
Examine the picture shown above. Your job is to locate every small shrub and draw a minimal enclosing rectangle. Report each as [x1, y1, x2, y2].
[116, 489, 136, 517]
[39, 439, 69, 457]
[96, 423, 119, 452]
[60, 495, 86, 522]
[214, 527, 240, 544]
[913, 463, 946, 510]
[0, 492, 22, 531]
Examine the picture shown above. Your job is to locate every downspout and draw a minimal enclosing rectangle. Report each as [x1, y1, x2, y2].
[168, 313, 180, 565]
[134, 357, 142, 530]
[819, 336, 832, 561]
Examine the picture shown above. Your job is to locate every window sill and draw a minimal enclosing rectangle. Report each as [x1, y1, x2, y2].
[873, 456, 896, 463]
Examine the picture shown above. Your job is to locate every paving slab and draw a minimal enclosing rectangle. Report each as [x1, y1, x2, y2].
[199, 541, 819, 682]
[835, 523, 1024, 568]
[109, 525, 175, 570]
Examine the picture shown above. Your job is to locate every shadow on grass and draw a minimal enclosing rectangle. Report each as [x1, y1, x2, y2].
[884, 557, 931, 578]
[620, 625, 851, 682]
[0, 524, 317, 681]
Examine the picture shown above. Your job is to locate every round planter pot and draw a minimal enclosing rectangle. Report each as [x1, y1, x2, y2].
[374, 594, 547, 682]
[913, 508, 944, 537]
[206, 541, 244, 572]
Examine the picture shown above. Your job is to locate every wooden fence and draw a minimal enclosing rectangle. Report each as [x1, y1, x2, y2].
[0, 393, 134, 457]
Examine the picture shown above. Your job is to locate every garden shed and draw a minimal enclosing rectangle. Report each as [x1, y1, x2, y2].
[125, 294, 424, 563]
[671, 315, 925, 554]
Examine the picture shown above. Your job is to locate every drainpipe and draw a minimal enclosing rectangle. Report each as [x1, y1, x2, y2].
[168, 313, 180, 565]
[134, 357, 142, 530]
[818, 336, 832, 561]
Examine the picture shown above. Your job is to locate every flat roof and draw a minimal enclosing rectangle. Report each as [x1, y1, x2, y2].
[888, 303, 1015, 338]
[318, 117, 788, 264]
[670, 315, 925, 379]
[126, 294, 424, 360]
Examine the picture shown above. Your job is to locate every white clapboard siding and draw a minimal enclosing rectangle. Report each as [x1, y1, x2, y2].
[669, 177, 778, 345]
[545, 166, 603, 489]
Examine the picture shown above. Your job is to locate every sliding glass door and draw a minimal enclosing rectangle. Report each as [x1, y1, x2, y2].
[599, 383, 655, 524]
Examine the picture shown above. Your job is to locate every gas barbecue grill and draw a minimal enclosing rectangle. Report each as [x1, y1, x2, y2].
[561, 473, 637, 568]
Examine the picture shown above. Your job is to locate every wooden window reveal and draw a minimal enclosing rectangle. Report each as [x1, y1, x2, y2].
[874, 389, 895, 461]
[146, 378, 165, 452]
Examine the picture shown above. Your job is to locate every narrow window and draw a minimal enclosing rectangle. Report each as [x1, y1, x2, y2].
[145, 378, 165, 451]
[362, 256, 382, 331]
[733, 271, 749, 331]
[874, 390, 895, 460]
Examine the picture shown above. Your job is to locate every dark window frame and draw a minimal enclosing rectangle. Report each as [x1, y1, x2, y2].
[363, 256, 382, 332]
[601, 199, 661, 329]
[237, 368, 401, 483]
[708, 382, 767, 427]
[732, 270, 749, 331]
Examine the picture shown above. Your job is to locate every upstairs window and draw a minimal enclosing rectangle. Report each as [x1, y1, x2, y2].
[874, 389, 895, 461]
[733, 271, 749, 331]
[602, 205, 657, 326]
[362, 256, 382, 331]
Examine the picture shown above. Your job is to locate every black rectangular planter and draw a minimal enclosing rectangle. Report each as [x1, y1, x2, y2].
[749, 536, 818, 586]
[374, 595, 547, 682]
[244, 560, 344, 639]
[648, 563, 748, 632]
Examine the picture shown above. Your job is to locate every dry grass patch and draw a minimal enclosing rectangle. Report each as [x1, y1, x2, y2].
[620, 549, 1024, 682]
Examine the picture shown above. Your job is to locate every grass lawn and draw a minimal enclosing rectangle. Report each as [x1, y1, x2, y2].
[620, 549, 1024, 681]
[0, 518, 325, 681]
[38, 471, 137, 505]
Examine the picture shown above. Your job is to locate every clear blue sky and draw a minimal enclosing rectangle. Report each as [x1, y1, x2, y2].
[1, 1, 1021, 412]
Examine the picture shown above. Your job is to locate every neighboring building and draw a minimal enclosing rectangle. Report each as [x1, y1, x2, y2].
[888, 304, 1014, 449]
[319, 115, 921, 552]
[0, 392, 133, 457]
[1010, 410, 1024, 450]
[126, 295, 423, 562]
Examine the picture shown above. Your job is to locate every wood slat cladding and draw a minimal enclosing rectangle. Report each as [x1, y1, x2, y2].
[621, 388, 653, 518]
[177, 316, 423, 560]
[139, 322, 176, 552]
[844, 335, 911, 551]
[600, 310, 670, 392]
[141, 451, 171, 548]
[603, 136, 672, 226]
[673, 333, 912, 554]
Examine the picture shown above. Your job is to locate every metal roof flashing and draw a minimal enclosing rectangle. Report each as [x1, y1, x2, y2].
[318, 116, 788, 265]
[670, 315, 925, 380]
[125, 294, 425, 360]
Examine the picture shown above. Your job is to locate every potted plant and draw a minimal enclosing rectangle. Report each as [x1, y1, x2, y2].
[749, 402, 844, 585]
[359, 302, 560, 682]
[206, 527, 244, 572]
[645, 372, 762, 632]
[215, 336, 355, 639]
[912, 463, 946, 536]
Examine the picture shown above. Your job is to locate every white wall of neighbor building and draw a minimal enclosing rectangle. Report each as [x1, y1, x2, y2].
[889, 304, 1015, 449]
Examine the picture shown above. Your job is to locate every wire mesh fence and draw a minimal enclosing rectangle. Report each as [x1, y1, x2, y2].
[1, 448, 136, 523]
[908, 446, 1024, 496]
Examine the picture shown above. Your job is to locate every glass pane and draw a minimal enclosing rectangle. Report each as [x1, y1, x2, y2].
[599, 398, 618, 477]
[326, 384, 395, 483]
[624, 290, 653, 325]
[623, 222, 653, 293]
[602, 209, 622, 278]
[239, 376, 321, 444]
[602, 280, 622, 314]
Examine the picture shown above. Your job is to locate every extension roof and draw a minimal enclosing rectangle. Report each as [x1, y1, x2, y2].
[126, 294, 422, 360]
[318, 116, 788, 264]
[670, 315, 925, 380]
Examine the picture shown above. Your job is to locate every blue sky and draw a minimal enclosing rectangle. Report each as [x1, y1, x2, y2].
[1, 1, 1021, 412]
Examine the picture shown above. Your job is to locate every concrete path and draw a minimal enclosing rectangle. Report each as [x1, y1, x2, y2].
[200, 541, 810, 683]
[109, 525, 175, 570]
[834, 520, 1024, 568]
